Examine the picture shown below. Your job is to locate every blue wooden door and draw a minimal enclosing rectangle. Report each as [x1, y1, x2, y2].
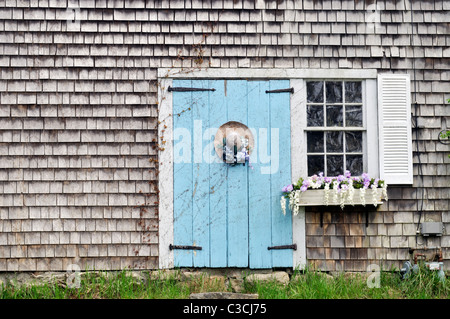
[172, 80, 292, 268]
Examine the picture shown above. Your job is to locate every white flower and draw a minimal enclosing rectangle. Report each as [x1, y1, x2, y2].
[332, 181, 339, 204]
[324, 183, 330, 206]
[292, 190, 301, 215]
[360, 187, 366, 206]
[348, 180, 355, 206]
[339, 187, 347, 209]
[382, 182, 388, 201]
[281, 196, 286, 216]
[288, 192, 294, 211]
[280, 174, 387, 215]
[371, 184, 378, 206]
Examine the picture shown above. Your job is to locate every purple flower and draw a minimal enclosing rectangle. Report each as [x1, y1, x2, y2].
[374, 178, 379, 187]
[324, 177, 332, 184]
[300, 185, 308, 192]
[337, 175, 345, 182]
[345, 170, 351, 178]
[361, 173, 370, 186]
[282, 184, 293, 193]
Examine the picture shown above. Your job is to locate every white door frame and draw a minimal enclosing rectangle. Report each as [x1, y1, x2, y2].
[157, 68, 377, 269]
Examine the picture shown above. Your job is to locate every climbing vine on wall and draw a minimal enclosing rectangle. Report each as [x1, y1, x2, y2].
[132, 20, 219, 268]
[439, 98, 450, 158]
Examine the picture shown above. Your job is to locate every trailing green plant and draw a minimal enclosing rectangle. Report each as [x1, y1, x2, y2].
[440, 98, 450, 158]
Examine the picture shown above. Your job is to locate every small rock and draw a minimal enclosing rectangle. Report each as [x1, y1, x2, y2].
[125, 271, 148, 285]
[229, 278, 244, 293]
[33, 272, 67, 285]
[226, 269, 246, 280]
[149, 269, 181, 281]
[207, 275, 227, 287]
[342, 272, 370, 281]
[8, 273, 34, 288]
[181, 270, 208, 281]
[190, 292, 259, 299]
[246, 271, 290, 285]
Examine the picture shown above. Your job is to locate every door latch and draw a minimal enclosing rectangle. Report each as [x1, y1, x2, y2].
[168, 86, 215, 92]
[267, 244, 297, 250]
[169, 244, 202, 250]
[265, 88, 294, 94]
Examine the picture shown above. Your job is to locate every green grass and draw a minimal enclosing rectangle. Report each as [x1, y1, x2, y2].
[0, 270, 227, 299]
[0, 266, 448, 299]
[244, 266, 449, 299]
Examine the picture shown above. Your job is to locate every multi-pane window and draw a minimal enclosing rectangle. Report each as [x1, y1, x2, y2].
[306, 81, 365, 177]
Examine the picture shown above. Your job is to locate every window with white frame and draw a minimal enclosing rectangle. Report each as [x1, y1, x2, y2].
[296, 73, 413, 186]
[305, 80, 366, 177]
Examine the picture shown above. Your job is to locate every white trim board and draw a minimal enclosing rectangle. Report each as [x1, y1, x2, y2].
[158, 68, 377, 80]
[290, 78, 307, 270]
[158, 77, 174, 269]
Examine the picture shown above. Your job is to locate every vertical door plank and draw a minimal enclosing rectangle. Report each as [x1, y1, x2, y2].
[248, 81, 273, 268]
[209, 80, 228, 267]
[191, 80, 211, 267]
[226, 80, 249, 267]
[172, 79, 194, 267]
[269, 80, 293, 268]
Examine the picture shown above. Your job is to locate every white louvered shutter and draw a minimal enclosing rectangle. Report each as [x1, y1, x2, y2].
[377, 74, 413, 184]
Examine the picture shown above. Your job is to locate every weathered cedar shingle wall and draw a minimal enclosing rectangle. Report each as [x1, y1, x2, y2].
[0, 0, 161, 271]
[0, 0, 449, 272]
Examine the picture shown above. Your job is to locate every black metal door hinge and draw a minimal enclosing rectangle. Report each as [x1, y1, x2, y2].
[267, 244, 297, 250]
[265, 88, 294, 94]
[169, 244, 202, 250]
[168, 86, 215, 92]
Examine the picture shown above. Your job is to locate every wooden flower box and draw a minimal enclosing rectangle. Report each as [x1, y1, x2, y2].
[295, 188, 384, 207]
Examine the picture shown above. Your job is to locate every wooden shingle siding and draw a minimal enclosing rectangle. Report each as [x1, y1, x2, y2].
[0, 0, 448, 272]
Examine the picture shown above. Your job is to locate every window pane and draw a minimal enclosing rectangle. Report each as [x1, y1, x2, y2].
[326, 131, 343, 153]
[307, 132, 324, 153]
[326, 81, 342, 103]
[307, 105, 324, 127]
[305, 80, 365, 179]
[327, 155, 343, 177]
[345, 81, 362, 103]
[345, 105, 363, 127]
[307, 81, 324, 103]
[345, 131, 363, 153]
[326, 105, 343, 127]
[308, 155, 324, 176]
[346, 155, 363, 176]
